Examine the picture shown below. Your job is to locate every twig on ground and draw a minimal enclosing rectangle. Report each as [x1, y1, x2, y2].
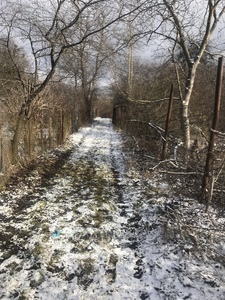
[159, 170, 203, 175]
[150, 159, 178, 171]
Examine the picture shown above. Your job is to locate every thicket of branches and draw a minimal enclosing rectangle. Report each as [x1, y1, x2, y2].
[110, 0, 225, 211]
[112, 57, 225, 210]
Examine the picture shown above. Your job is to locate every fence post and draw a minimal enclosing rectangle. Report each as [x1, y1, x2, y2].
[201, 56, 224, 211]
[162, 84, 174, 160]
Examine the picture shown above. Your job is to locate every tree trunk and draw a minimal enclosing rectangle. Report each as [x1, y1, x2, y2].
[48, 116, 53, 148]
[27, 118, 35, 158]
[11, 114, 25, 165]
[181, 103, 191, 150]
[181, 63, 198, 151]
[40, 116, 44, 152]
[84, 95, 93, 124]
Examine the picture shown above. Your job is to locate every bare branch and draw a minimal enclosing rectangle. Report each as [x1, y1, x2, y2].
[159, 170, 203, 175]
[211, 128, 225, 137]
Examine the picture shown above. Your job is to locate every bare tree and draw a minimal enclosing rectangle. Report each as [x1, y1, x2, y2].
[0, 37, 29, 169]
[59, 15, 110, 124]
[133, 0, 225, 150]
[0, 0, 147, 164]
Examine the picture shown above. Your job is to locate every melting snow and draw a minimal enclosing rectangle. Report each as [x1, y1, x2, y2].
[0, 117, 224, 299]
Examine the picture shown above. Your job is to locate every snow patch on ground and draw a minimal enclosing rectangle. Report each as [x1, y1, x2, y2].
[0, 117, 224, 299]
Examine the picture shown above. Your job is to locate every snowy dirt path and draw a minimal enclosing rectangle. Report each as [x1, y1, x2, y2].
[0, 118, 225, 299]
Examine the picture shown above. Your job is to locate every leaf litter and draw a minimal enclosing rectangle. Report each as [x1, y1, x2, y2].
[0, 117, 225, 299]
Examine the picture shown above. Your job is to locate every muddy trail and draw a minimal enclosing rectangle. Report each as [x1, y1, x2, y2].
[0, 118, 225, 300]
[0, 119, 160, 299]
